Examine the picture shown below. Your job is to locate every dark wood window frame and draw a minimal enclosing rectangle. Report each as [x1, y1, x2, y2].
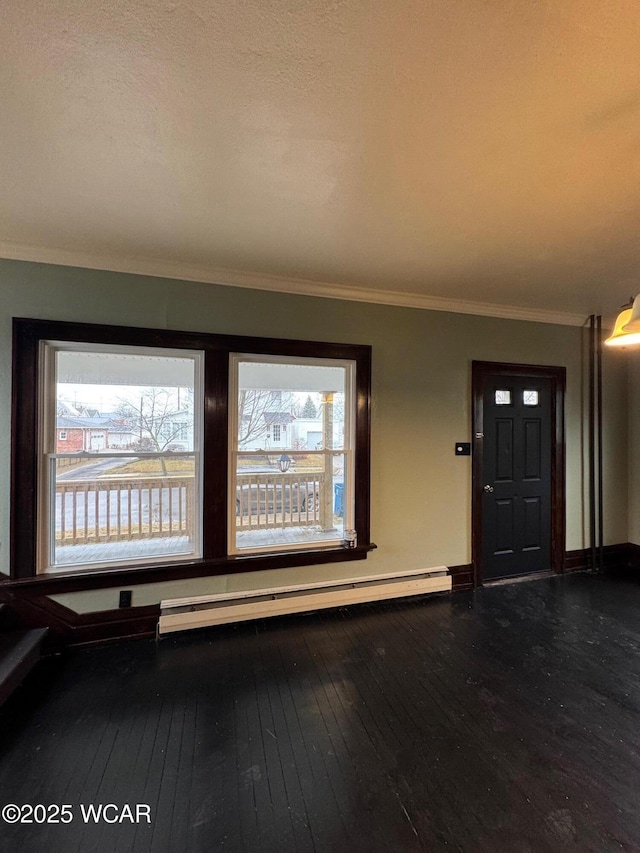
[7, 318, 373, 595]
[472, 361, 566, 587]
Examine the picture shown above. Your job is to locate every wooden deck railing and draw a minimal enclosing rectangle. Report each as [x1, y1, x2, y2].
[55, 477, 194, 545]
[235, 472, 328, 530]
[55, 471, 330, 545]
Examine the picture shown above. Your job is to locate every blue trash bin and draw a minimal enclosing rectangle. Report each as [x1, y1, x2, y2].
[334, 483, 344, 517]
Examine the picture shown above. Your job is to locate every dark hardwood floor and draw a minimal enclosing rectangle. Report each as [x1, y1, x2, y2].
[2, 572, 640, 852]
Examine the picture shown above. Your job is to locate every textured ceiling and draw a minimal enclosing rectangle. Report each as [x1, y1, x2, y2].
[3, 0, 640, 323]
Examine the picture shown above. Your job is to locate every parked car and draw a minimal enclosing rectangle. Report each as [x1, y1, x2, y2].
[235, 481, 318, 516]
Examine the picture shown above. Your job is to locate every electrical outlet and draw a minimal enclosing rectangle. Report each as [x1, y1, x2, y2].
[119, 590, 132, 608]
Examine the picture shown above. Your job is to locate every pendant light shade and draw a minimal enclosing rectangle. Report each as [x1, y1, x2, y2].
[623, 294, 640, 334]
[605, 297, 640, 347]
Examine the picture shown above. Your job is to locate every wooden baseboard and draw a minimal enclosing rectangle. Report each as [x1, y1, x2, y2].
[451, 544, 635, 592]
[626, 543, 640, 569]
[2, 544, 638, 646]
[564, 543, 634, 573]
[448, 564, 474, 592]
[0, 591, 159, 650]
[563, 550, 590, 572]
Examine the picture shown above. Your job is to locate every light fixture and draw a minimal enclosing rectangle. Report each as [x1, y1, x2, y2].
[604, 296, 640, 347]
[622, 294, 640, 334]
[278, 453, 292, 472]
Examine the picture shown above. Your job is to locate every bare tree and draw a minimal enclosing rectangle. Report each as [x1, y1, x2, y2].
[238, 389, 282, 447]
[117, 388, 192, 473]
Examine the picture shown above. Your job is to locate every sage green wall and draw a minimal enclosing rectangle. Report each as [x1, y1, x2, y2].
[0, 259, 628, 613]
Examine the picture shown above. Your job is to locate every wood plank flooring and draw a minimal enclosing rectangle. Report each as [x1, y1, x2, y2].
[2, 572, 640, 852]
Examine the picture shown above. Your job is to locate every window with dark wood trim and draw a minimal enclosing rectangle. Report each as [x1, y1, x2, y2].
[9, 318, 373, 593]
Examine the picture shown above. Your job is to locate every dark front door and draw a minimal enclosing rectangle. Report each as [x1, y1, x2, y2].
[480, 374, 552, 581]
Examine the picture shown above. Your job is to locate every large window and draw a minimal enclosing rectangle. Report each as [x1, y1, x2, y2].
[230, 355, 355, 555]
[41, 344, 203, 573]
[10, 319, 372, 588]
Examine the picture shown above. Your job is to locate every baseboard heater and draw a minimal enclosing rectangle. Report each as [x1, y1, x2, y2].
[158, 567, 452, 636]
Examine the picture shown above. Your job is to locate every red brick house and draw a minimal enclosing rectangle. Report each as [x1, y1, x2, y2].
[55, 416, 134, 453]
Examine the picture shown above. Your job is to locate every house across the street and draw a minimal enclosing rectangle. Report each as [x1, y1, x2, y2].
[55, 415, 135, 452]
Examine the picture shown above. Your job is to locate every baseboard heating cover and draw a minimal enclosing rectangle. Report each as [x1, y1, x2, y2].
[158, 567, 452, 635]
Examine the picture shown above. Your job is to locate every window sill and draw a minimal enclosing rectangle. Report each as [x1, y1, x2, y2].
[3, 544, 378, 595]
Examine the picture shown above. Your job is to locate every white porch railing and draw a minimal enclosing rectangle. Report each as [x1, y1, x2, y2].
[55, 477, 194, 545]
[55, 471, 331, 546]
[234, 471, 328, 530]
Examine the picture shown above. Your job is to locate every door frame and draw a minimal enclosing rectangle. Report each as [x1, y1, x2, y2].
[471, 361, 566, 587]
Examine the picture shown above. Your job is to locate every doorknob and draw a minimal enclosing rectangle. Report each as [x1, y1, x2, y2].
[483, 484, 494, 493]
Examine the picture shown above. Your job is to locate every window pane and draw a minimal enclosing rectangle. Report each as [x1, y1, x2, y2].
[234, 452, 348, 552]
[231, 357, 354, 553]
[236, 361, 349, 452]
[45, 347, 202, 571]
[495, 389, 511, 405]
[55, 350, 198, 452]
[51, 455, 198, 569]
[523, 389, 539, 406]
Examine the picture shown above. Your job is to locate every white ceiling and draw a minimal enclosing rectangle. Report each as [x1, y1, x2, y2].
[3, 0, 640, 324]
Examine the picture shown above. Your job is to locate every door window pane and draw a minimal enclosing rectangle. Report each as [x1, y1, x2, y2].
[495, 389, 512, 405]
[523, 389, 539, 406]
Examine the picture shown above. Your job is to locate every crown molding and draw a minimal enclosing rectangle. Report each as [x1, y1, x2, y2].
[0, 241, 588, 327]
